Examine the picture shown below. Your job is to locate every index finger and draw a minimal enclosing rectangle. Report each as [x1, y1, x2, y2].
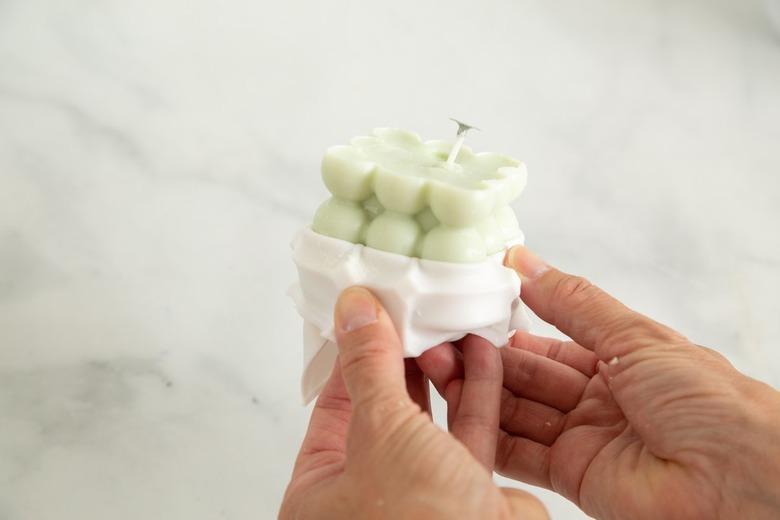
[505, 246, 685, 360]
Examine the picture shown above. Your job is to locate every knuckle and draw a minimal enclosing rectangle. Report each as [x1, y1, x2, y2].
[696, 344, 730, 364]
[601, 313, 647, 344]
[500, 388, 522, 414]
[314, 394, 352, 416]
[500, 390, 517, 422]
[455, 410, 495, 434]
[601, 313, 687, 354]
[338, 321, 385, 348]
[552, 275, 597, 307]
[339, 338, 388, 374]
[355, 381, 402, 409]
[546, 339, 565, 362]
[495, 435, 518, 472]
[652, 321, 689, 344]
[509, 349, 537, 384]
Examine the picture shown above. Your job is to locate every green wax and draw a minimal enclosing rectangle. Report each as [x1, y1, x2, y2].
[311, 128, 526, 263]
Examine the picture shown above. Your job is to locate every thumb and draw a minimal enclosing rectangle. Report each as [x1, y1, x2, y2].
[501, 488, 549, 520]
[505, 245, 685, 360]
[334, 287, 408, 410]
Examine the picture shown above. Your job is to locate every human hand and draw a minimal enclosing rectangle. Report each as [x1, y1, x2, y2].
[280, 287, 548, 519]
[489, 246, 780, 519]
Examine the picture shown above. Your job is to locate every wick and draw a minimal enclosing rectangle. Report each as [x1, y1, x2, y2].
[446, 118, 479, 166]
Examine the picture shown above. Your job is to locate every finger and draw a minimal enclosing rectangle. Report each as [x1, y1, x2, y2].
[499, 389, 565, 446]
[334, 287, 408, 411]
[510, 331, 598, 377]
[405, 359, 431, 415]
[444, 379, 464, 429]
[292, 361, 350, 479]
[506, 246, 685, 360]
[495, 430, 551, 489]
[416, 342, 463, 396]
[501, 346, 589, 412]
[449, 335, 503, 469]
[416, 343, 465, 431]
[501, 488, 550, 520]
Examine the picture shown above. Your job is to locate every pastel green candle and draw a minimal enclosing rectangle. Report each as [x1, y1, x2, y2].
[311, 127, 526, 262]
[365, 211, 421, 257]
[311, 198, 367, 243]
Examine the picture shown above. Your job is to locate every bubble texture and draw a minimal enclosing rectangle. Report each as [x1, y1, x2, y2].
[312, 195, 521, 262]
[313, 128, 526, 262]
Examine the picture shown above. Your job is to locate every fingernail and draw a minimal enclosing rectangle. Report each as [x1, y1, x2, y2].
[336, 287, 378, 333]
[505, 246, 549, 279]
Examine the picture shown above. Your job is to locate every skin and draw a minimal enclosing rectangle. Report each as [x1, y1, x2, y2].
[281, 246, 780, 519]
[279, 286, 548, 519]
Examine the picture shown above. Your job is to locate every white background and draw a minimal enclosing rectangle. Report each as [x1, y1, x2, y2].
[1, 0, 779, 518]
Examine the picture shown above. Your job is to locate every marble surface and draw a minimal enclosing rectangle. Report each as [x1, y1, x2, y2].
[1, 0, 779, 518]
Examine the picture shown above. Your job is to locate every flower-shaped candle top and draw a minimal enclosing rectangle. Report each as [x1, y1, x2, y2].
[311, 128, 527, 263]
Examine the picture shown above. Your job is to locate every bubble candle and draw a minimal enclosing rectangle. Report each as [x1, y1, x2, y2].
[290, 124, 531, 402]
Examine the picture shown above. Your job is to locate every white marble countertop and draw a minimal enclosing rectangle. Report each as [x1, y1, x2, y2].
[1, 0, 779, 518]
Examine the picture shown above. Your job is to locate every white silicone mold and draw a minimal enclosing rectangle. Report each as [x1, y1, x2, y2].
[290, 227, 531, 403]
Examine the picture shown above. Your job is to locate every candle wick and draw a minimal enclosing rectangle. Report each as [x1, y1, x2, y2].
[446, 134, 466, 166]
[446, 118, 479, 166]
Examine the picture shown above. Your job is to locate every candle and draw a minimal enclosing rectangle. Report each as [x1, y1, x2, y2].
[291, 125, 531, 402]
[311, 127, 527, 263]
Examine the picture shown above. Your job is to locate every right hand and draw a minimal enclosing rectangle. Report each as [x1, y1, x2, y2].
[429, 245, 780, 519]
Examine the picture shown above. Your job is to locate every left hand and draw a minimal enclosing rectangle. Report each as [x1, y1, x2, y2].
[280, 287, 548, 519]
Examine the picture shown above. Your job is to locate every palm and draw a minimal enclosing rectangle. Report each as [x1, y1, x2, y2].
[496, 333, 722, 520]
